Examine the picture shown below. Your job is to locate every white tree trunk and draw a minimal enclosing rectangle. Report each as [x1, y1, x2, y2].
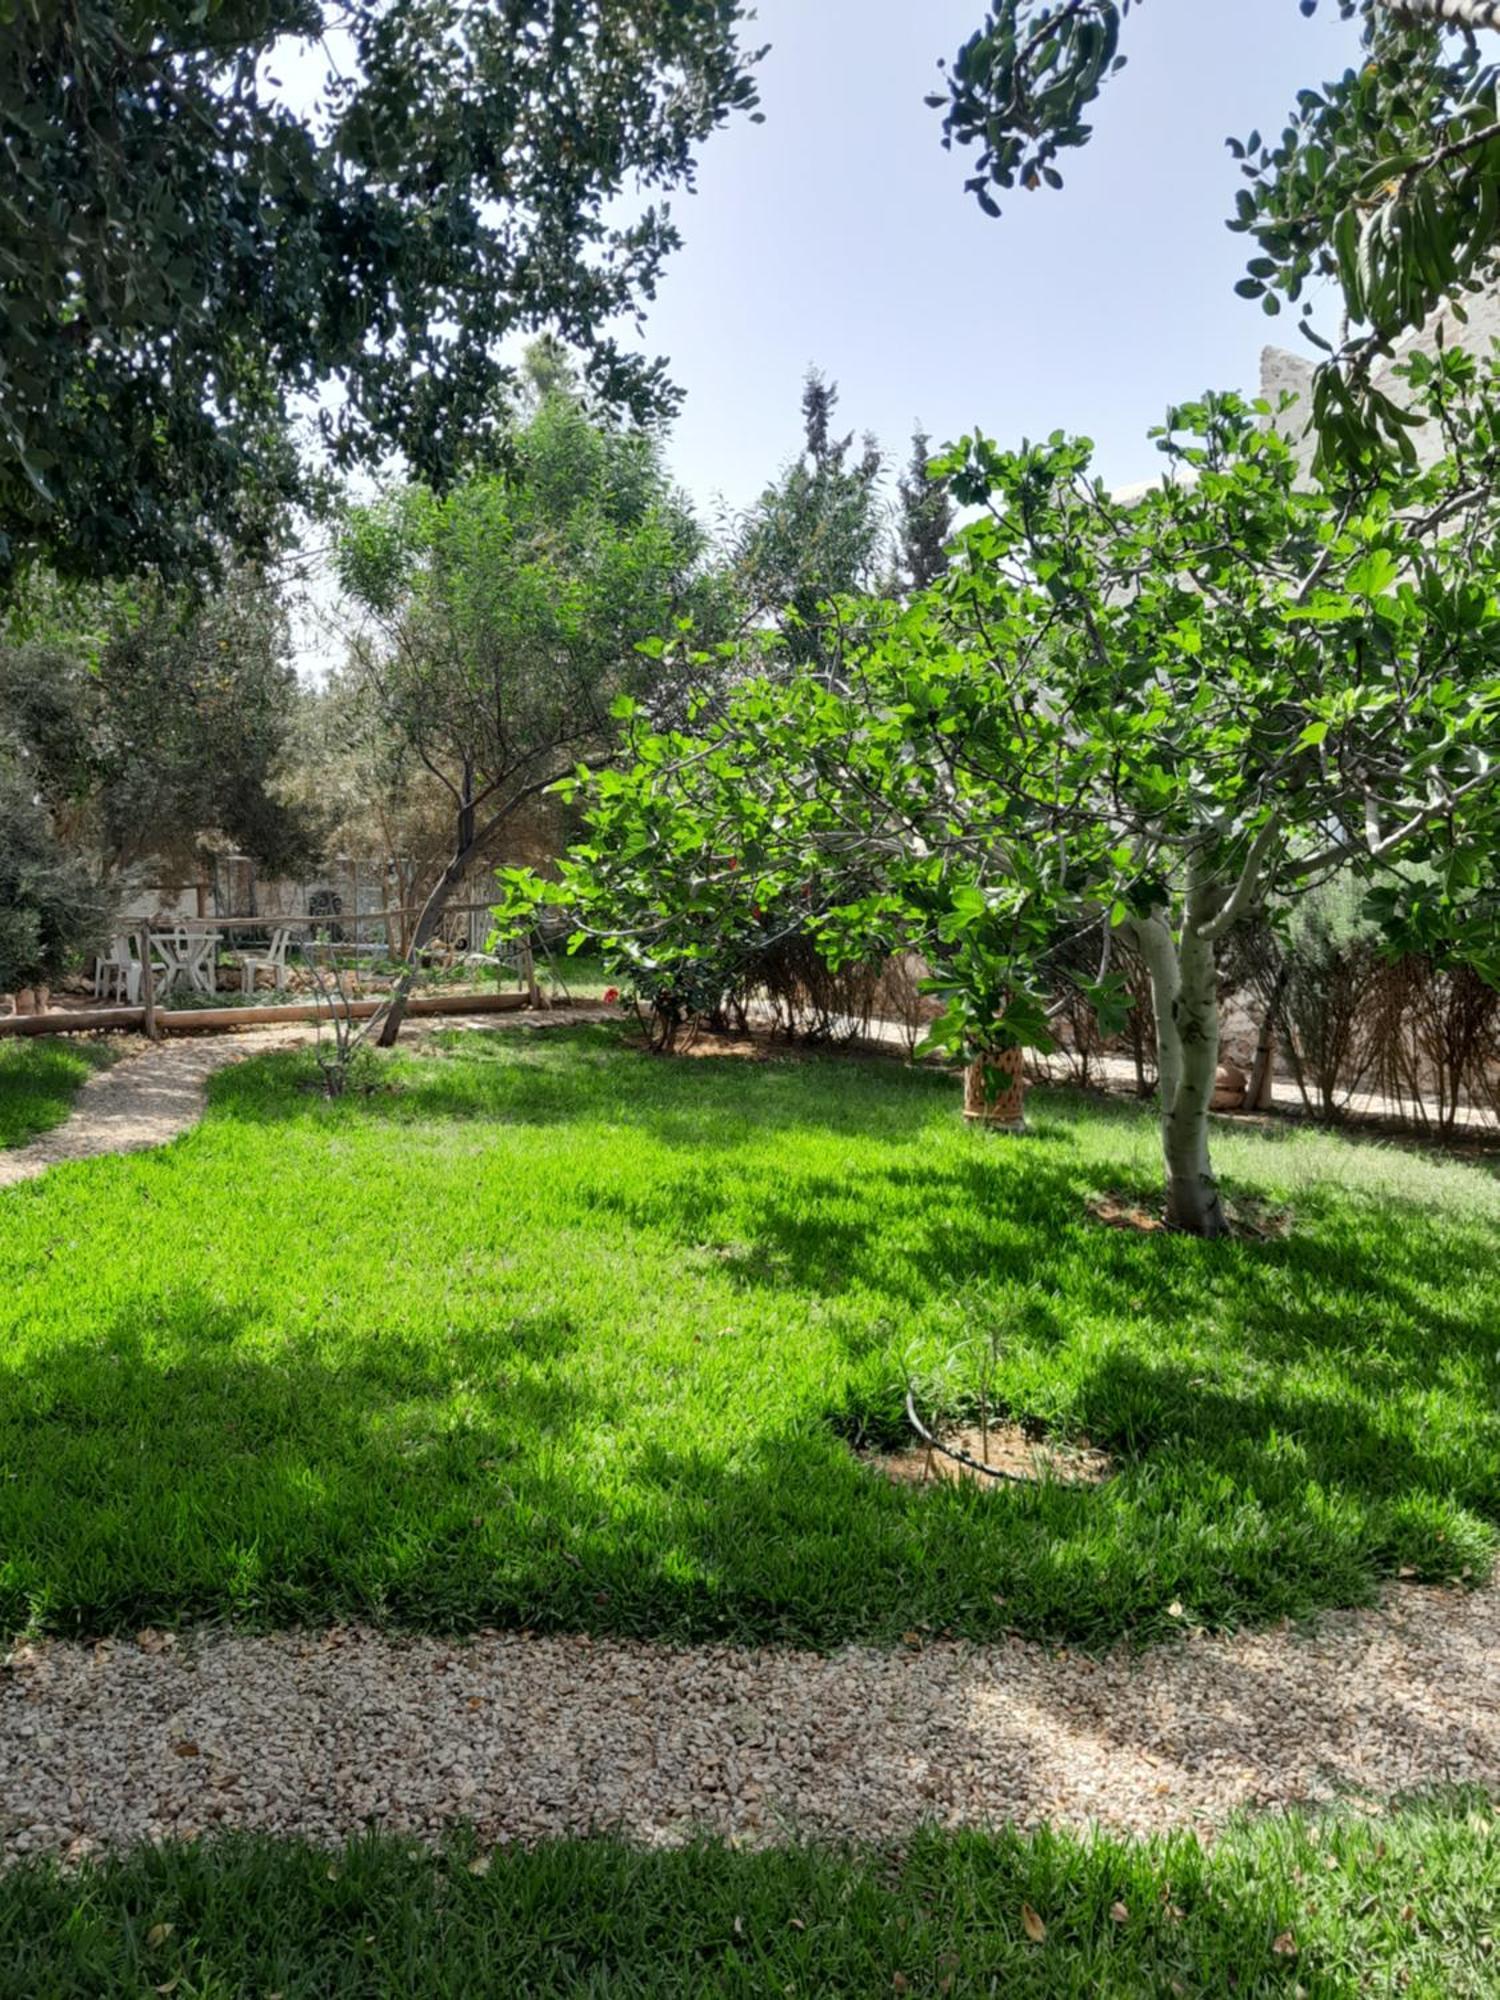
[1132, 884, 1229, 1238]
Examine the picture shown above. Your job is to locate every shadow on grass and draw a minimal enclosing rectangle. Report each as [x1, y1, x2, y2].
[204, 1026, 961, 1154]
[8, 1797, 1500, 1997]
[0, 1034, 116, 1150]
[0, 1289, 615, 1635]
[2, 1032, 1497, 1650]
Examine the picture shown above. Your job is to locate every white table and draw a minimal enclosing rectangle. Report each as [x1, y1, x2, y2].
[149, 929, 217, 997]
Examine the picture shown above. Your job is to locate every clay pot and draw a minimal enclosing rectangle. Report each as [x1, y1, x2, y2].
[1211, 1059, 1248, 1112]
[964, 1048, 1027, 1132]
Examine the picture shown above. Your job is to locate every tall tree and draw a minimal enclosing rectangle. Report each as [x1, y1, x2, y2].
[0, 1, 761, 587]
[735, 371, 886, 666]
[897, 430, 956, 591]
[0, 572, 321, 885]
[338, 383, 715, 1043]
[0, 743, 110, 999]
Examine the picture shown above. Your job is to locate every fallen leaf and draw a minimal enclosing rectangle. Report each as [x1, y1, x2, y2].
[891, 1977, 910, 1993]
[326, 1863, 342, 1882]
[171, 1740, 200, 1758]
[145, 1922, 174, 1949]
[467, 1854, 491, 1877]
[733, 1915, 744, 1937]
[1167, 1601, 1185, 1619]
[1109, 1901, 1129, 1924]
[788, 1917, 806, 1931]
[1272, 1930, 1298, 1957]
[1021, 1903, 1047, 1943]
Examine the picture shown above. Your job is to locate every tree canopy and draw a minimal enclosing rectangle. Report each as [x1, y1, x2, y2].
[0, 0, 761, 587]
[734, 372, 886, 667]
[0, 570, 320, 881]
[502, 350, 1500, 1234]
[338, 374, 717, 1040]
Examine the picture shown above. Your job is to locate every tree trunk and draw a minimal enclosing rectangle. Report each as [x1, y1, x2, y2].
[1133, 892, 1230, 1238]
[375, 768, 479, 1050]
[1247, 970, 1285, 1113]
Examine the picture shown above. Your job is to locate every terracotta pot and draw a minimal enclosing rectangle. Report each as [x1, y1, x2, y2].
[1211, 1059, 1248, 1112]
[964, 1048, 1027, 1132]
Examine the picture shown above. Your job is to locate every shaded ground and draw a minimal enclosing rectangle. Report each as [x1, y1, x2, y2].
[0, 1036, 119, 1152]
[3, 1799, 1497, 1997]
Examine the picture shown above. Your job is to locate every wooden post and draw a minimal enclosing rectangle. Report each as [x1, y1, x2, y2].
[138, 925, 159, 1040]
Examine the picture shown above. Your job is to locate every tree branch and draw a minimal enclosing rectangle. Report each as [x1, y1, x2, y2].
[1299, 763, 1500, 878]
[1196, 815, 1282, 941]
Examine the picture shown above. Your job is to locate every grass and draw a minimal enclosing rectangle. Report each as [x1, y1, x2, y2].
[0, 1023, 1497, 1646]
[2, 1798, 1497, 1996]
[0, 1034, 115, 1150]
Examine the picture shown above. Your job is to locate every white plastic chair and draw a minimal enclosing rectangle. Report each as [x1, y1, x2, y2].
[93, 936, 141, 1004]
[238, 926, 294, 993]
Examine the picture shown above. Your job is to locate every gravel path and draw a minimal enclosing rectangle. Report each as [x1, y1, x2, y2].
[0, 1029, 302, 1189]
[2, 1580, 1494, 1862]
[0, 1008, 613, 1191]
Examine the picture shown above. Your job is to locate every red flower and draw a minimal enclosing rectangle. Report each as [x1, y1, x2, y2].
[602, 986, 621, 1004]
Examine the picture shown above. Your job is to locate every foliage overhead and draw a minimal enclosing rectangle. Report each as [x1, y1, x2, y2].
[0, 0, 762, 586]
[935, 1, 1500, 468]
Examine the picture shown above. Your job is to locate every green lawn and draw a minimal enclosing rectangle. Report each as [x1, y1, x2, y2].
[0, 1023, 1496, 1645]
[4, 1799, 1496, 1997]
[0, 1034, 115, 1150]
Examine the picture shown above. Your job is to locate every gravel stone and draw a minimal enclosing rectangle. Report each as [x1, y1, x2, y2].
[1, 1582, 1494, 1861]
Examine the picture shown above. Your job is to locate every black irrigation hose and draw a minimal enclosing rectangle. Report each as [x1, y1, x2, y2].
[904, 1384, 1033, 1486]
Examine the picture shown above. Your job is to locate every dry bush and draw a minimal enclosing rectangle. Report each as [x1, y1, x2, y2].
[1366, 958, 1500, 1134]
[757, 935, 884, 1043]
[869, 952, 939, 1054]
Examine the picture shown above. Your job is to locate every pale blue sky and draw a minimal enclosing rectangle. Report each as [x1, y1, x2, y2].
[287, 1, 1367, 672]
[626, 0, 1360, 512]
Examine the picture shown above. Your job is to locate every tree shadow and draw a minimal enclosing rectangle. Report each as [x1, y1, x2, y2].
[6, 1797, 1497, 1994]
[202, 1027, 963, 1156]
[0, 1288, 615, 1634]
[5, 1035, 1497, 1653]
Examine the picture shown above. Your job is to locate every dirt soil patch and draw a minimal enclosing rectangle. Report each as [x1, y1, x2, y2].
[875, 1422, 1115, 1490]
[1086, 1189, 1292, 1242]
